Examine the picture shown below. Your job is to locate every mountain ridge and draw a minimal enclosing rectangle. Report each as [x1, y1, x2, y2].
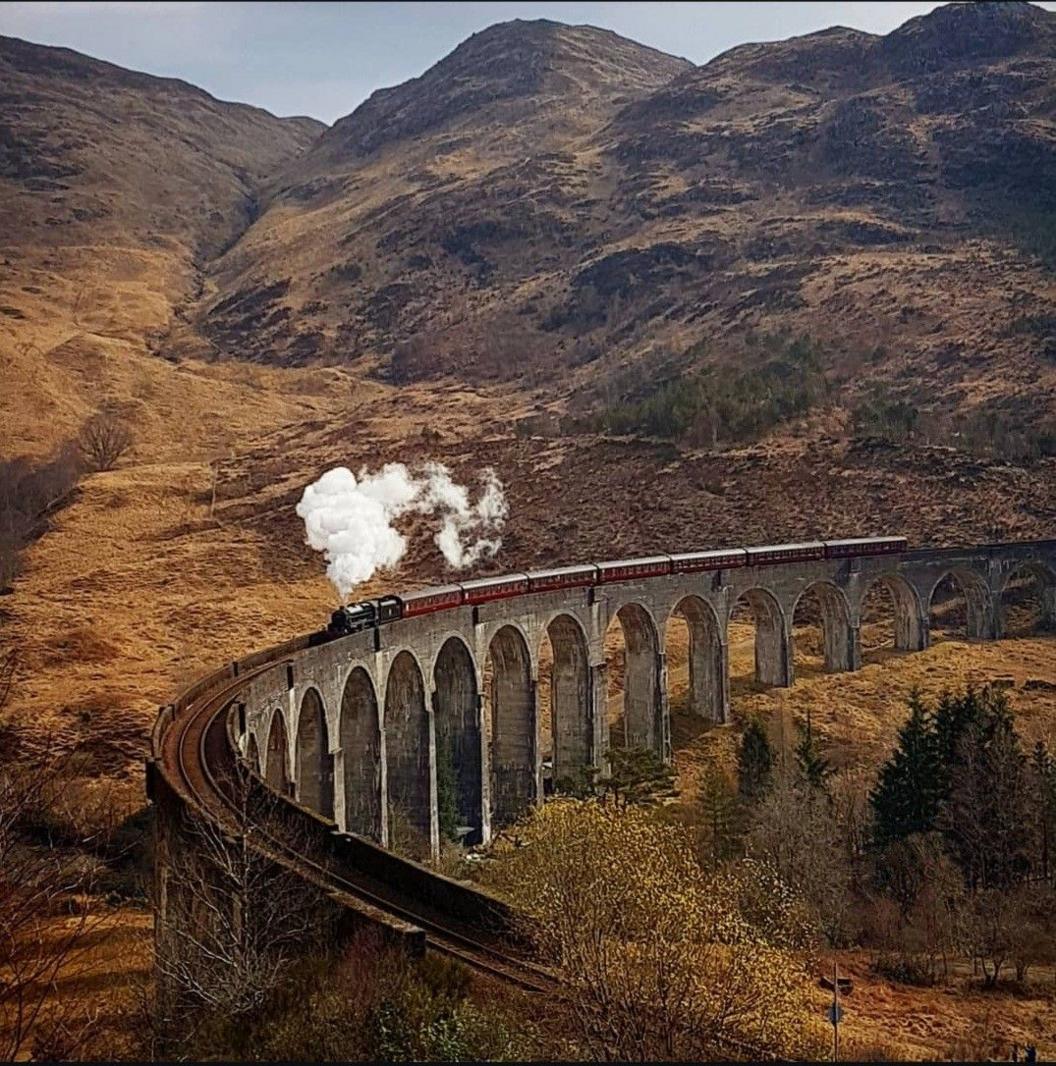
[0, 33, 325, 125]
[0, 32, 325, 457]
[193, 1, 1055, 450]
[274, 19, 692, 201]
[3, 3, 1055, 463]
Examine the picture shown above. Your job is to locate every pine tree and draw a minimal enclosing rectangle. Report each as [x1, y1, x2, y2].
[870, 690, 942, 847]
[435, 737, 460, 842]
[932, 686, 987, 797]
[698, 763, 740, 865]
[597, 747, 677, 808]
[940, 687, 1031, 890]
[794, 715, 832, 789]
[737, 717, 775, 805]
[978, 704, 1031, 888]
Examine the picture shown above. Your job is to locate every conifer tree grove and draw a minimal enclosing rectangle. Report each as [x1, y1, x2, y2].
[940, 693, 1031, 890]
[871, 686, 1041, 888]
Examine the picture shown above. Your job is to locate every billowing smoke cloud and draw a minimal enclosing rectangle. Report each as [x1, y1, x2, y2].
[296, 462, 508, 601]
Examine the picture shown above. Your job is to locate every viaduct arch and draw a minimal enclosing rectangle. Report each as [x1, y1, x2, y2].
[384, 650, 433, 856]
[997, 561, 1056, 636]
[295, 687, 333, 820]
[792, 580, 858, 675]
[668, 595, 726, 724]
[215, 539, 1056, 861]
[340, 666, 382, 840]
[546, 613, 592, 787]
[432, 636, 484, 845]
[605, 602, 663, 754]
[263, 709, 290, 793]
[860, 573, 926, 653]
[485, 625, 536, 829]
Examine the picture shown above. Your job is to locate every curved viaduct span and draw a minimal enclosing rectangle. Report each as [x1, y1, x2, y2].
[150, 538, 1055, 992]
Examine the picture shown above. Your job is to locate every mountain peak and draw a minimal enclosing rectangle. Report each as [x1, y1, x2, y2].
[881, 1, 1055, 73]
[313, 19, 691, 162]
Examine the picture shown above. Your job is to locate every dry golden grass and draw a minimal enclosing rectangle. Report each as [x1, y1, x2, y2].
[807, 949, 1056, 1063]
[0, 245, 375, 463]
[0, 904, 153, 1062]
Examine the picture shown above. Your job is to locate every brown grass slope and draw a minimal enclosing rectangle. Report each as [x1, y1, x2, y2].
[0, 34, 325, 458]
[0, 34, 322, 257]
[201, 2, 1056, 432]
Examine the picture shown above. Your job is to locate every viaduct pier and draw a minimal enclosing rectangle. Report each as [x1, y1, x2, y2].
[149, 538, 1055, 995]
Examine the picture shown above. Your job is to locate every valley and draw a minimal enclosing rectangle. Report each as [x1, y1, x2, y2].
[1, 2, 1055, 1061]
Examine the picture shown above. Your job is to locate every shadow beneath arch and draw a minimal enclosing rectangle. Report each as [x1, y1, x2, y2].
[1001, 563, 1056, 638]
[668, 709, 714, 750]
[861, 573, 925, 661]
[483, 625, 536, 830]
[729, 588, 789, 690]
[928, 569, 991, 644]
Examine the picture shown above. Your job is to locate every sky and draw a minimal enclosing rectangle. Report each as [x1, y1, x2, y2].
[1, 1, 1054, 124]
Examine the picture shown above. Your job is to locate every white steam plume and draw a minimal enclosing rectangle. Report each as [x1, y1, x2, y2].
[296, 462, 508, 602]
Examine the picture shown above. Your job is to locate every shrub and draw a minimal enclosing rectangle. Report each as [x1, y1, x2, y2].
[851, 387, 919, 442]
[597, 745, 677, 807]
[434, 738, 460, 843]
[872, 950, 941, 987]
[481, 798, 822, 1061]
[954, 406, 1056, 461]
[179, 933, 537, 1062]
[0, 443, 81, 589]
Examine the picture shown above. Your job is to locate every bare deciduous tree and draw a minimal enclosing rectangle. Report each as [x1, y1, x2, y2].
[153, 760, 328, 1046]
[0, 446, 82, 590]
[0, 662, 104, 1061]
[746, 762, 856, 947]
[78, 412, 133, 472]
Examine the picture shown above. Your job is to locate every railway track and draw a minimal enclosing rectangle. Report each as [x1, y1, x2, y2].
[163, 666, 557, 995]
[158, 667, 784, 1060]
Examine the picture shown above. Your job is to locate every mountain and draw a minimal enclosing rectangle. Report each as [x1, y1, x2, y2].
[0, 34, 322, 258]
[2, 4, 1056, 476]
[200, 20, 694, 365]
[1, 5, 1054, 886]
[0, 34, 323, 457]
[200, 2, 1056, 439]
[310, 19, 692, 166]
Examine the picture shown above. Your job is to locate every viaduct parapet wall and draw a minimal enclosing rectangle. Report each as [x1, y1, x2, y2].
[229, 540, 1056, 858]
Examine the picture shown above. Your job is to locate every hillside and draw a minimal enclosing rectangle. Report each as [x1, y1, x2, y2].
[0, 34, 325, 458]
[201, 2, 1056, 440]
[202, 19, 693, 366]
[1, 11, 1055, 1059]
[1, 4, 1053, 749]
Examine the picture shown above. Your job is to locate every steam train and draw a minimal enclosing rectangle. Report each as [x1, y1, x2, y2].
[327, 536, 908, 636]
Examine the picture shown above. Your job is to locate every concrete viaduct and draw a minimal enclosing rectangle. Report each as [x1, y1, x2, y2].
[231, 540, 1056, 859]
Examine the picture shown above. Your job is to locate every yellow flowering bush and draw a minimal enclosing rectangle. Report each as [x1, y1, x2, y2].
[484, 799, 824, 1061]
